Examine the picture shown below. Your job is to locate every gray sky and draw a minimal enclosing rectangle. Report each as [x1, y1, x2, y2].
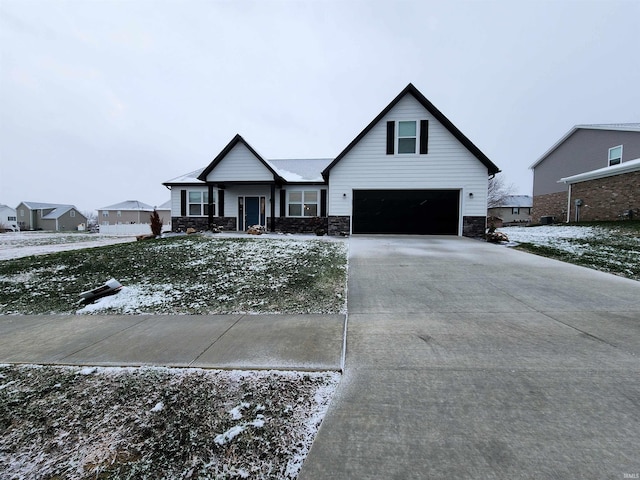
[1, 0, 638, 214]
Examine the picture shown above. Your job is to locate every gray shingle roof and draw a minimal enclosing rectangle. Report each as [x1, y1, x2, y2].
[99, 200, 155, 211]
[267, 158, 333, 182]
[20, 202, 81, 219]
[163, 168, 206, 185]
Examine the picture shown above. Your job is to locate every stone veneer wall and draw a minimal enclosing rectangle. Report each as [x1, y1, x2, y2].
[568, 171, 640, 221]
[328, 216, 351, 236]
[462, 216, 486, 238]
[172, 216, 237, 232]
[269, 217, 328, 233]
[532, 191, 568, 224]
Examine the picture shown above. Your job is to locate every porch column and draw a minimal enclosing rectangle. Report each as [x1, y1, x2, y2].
[207, 183, 214, 227]
[270, 183, 276, 232]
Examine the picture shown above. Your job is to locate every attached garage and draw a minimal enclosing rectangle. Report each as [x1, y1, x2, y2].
[352, 189, 460, 235]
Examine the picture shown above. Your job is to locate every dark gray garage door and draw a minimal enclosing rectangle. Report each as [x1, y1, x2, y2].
[352, 189, 460, 235]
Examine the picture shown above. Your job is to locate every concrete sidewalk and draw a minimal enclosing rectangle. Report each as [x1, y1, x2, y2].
[299, 236, 640, 480]
[0, 314, 345, 371]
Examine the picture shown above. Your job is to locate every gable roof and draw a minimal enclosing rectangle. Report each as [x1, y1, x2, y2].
[99, 200, 155, 211]
[268, 158, 332, 182]
[322, 83, 500, 179]
[491, 195, 533, 208]
[163, 168, 205, 186]
[18, 202, 84, 220]
[559, 157, 640, 184]
[530, 123, 640, 169]
[197, 134, 285, 183]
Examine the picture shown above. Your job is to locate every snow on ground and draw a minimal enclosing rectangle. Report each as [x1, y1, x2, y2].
[0, 364, 340, 479]
[499, 225, 606, 254]
[0, 232, 134, 261]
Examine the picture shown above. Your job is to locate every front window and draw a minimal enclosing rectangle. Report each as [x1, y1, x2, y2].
[102, 211, 109, 217]
[288, 191, 318, 217]
[188, 191, 213, 216]
[512, 207, 520, 215]
[608, 145, 622, 166]
[8, 216, 16, 221]
[398, 121, 417, 154]
[117, 210, 121, 217]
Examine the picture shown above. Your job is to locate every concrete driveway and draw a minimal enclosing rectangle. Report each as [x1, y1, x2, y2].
[300, 236, 640, 480]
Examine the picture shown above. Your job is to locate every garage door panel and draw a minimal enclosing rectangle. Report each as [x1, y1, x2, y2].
[352, 190, 459, 235]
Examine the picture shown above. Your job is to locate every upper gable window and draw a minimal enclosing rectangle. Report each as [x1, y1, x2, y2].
[398, 121, 417, 154]
[70, 210, 76, 218]
[387, 120, 428, 155]
[608, 145, 622, 166]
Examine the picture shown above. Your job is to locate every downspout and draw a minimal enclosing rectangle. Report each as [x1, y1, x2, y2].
[566, 184, 572, 223]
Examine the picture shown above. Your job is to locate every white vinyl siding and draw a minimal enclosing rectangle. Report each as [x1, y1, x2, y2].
[327, 94, 489, 221]
[205, 143, 274, 182]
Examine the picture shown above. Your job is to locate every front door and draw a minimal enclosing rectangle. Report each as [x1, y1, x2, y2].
[245, 197, 260, 227]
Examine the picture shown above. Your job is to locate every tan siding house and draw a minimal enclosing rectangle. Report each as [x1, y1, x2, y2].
[16, 202, 87, 231]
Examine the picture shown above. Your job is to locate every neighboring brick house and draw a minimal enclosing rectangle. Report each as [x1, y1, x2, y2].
[163, 84, 500, 237]
[487, 195, 532, 226]
[16, 202, 87, 231]
[530, 124, 640, 223]
[559, 158, 640, 222]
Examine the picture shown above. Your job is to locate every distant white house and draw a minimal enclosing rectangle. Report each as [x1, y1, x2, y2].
[0, 204, 19, 231]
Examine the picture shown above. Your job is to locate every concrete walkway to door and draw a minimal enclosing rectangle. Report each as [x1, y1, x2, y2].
[299, 236, 640, 479]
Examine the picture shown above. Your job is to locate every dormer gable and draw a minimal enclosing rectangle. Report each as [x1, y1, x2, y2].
[322, 83, 500, 179]
[197, 134, 284, 183]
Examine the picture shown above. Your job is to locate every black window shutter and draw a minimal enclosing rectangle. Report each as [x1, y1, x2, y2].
[280, 189, 286, 217]
[420, 120, 428, 154]
[218, 189, 224, 217]
[386, 121, 395, 155]
[320, 189, 327, 217]
[180, 190, 186, 216]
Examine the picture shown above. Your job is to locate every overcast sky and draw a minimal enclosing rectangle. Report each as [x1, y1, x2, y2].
[1, 0, 638, 214]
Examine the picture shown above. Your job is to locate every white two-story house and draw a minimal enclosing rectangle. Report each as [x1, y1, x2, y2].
[163, 84, 500, 237]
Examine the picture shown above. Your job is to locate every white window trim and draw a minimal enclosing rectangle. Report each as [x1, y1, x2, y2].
[608, 145, 622, 166]
[188, 190, 214, 217]
[102, 211, 109, 217]
[396, 120, 419, 155]
[70, 210, 76, 217]
[287, 190, 319, 217]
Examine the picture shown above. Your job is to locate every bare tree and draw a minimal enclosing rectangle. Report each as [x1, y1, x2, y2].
[487, 175, 515, 208]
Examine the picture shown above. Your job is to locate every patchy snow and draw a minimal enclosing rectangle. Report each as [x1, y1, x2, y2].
[499, 225, 604, 245]
[1, 364, 341, 479]
[0, 232, 134, 260]
[500, 224, 640, 280]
